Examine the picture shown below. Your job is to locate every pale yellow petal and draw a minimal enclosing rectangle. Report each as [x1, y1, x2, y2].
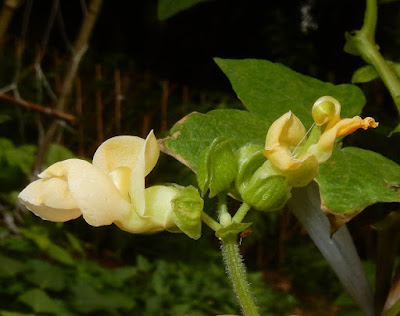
[308, 116, 378, 163]
[312, 96, 341, 129]
[115, 185, 177, 233]
[128, 132, 160, 216]
[18, 178, 81, 222]
[41, 159, 131, 227]
[264, 111, 307, 171]
[281, 155, 319, 187]
[92, 131, 159, 176]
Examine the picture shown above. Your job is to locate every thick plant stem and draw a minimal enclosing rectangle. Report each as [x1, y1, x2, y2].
[220, 234, 260, 316]
[347, 0, 400, 123]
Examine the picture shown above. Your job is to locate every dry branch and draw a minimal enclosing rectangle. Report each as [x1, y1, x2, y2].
[0, 93, 75, 122]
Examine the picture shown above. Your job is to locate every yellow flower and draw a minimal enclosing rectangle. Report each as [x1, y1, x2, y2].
[264, 96, 378, 187]
[18, 131, 179, 233]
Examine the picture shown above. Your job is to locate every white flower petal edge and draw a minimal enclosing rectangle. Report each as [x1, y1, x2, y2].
[18, 177, 81, 222]
[92, 130, 159, 176]
[38, 159, 130, 226]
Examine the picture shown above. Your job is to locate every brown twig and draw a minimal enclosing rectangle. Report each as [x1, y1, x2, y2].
[0, 93, 75, 122]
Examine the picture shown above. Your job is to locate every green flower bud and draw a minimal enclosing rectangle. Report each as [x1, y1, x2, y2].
[171, 185, 204, 240]
[235, 144, 291, 212]
[197, 137, 238, 198]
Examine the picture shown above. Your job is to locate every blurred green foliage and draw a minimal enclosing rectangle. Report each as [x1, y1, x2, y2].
[0, 224, 298, 315]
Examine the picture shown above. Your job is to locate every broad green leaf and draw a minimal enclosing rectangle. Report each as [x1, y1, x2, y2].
[18, 288, 72, 315]
[162, 109, 268, 170]
[214, 58, 366, 128]
[317, 147, 400, 227]
[157, 0, 212, 21]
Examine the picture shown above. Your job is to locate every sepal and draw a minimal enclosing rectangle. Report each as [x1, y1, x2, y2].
[171, 185, 204, 239]
[215, 222, 252, 239]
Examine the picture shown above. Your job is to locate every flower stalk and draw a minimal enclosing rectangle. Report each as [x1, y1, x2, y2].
[220, 234, 260, 316]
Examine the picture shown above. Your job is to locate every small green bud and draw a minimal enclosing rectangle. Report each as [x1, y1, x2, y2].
[240, 173, 291, 212]
[197, 137, 238, 198]
[235, 144, 291, 212]
[171, 185, 204, 240]
[235, 144, 266, 194]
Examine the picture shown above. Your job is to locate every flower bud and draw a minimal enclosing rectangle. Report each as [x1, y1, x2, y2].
[197, 137, 238, 198]
[235, 144, 291, 212]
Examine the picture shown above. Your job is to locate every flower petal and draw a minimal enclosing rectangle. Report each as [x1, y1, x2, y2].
[115, 185, 177, 233]
[308, 116, 378, 163]
[40, 159, 131, 226]
[264, 111, 307, 171]
[18, 178, 81, 222]
[129, 132, 160, 216]
[92, 131, 159, 176]
[312, 96, 341, 129]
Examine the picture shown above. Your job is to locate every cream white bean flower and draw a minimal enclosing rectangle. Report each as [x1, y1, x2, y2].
[18, 131, 181, 233]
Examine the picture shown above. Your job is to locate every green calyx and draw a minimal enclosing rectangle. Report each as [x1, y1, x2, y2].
[170, 185, 204, 240]
[235, 144, 291, 212]
[197, 137, 238, 198]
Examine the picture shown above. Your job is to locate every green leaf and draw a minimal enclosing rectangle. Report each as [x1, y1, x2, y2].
[70, 279, 135, 313]
[197, 137, 238, 197]
[214, 58, 366, 128]
[162, 109, 269, 171]
[157, 0, 212, 21]
[0, 255, 26, 278]
[352, 62, 400, 84]
[20, 227, 74, 265]
[25, 260, 66, 291]
[317, 147, 400, 227]
[18, 288, 72, 315]
[352, 65, 380, 83]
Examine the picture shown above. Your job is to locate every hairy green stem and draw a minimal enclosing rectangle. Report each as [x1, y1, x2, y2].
[220, 234, 260, 316]
[232, 202, 251, 223]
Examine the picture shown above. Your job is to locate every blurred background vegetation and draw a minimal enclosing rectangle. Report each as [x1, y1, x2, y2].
[1, 0, 400, 315]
